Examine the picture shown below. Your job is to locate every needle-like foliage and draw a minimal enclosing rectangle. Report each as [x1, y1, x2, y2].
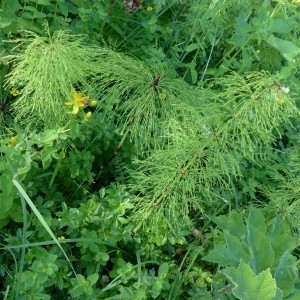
[90, 49, 199, 152]
[126, 71, 299, 238]
[262, 161, 300, 233]
[127, 110, 242, 238]
[5, 26, 99, 128]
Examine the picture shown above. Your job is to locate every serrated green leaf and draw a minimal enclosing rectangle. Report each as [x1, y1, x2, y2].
[203, 231, 249, 266]
[224, 231, 250, 265]
[215, 211, 247, 238]
[223, 263, 277, 300]
[247, 225, 274, 274]
[268, 217, 296, 261]
[274, 250, 298, 297]
[202, 245, 240, 266]
[246, 207, 274, 273]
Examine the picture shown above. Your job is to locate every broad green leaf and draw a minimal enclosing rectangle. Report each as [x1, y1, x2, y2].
[24, 6, 38, 13]
[39, 129, 59, 145]
[224, 231, 250, 265]
[265, 35, 300, 61]
[58, 2, 69, 17]
[203, 231, 249, 266]
[190, 66, 198, 84]
[36, 0, 51, 5]
[0, 174, 13, 194]
[0, 217, 9, 227]
[40, 145, 61, 168]
[70, 285, 85, 298]
[274, 250, 298, 297]
[40, 150, 53, 169]
[158, 262, 169, 279]
[151, 280, 163, 298]
[270, 18, 294, 34]
[0, 18, 12, 29]
[32, 11, 47, 19]
[87, 273, 99, 286]
[246, 207, 274, 273]
[231, 17, 253, 47]
[268, 217, 296, 261]
[0, 192, 13, 214]
[95, 252, 109, 263]
[223, 263, 277, 300]
[16, 164, 31, 175]
[214, 211, 246, 238]
[274, 289, 284, 300]
[0, 159, 6, 171]
[247, 225, 274, 274]
[76, 274, 85, 283]
[285, 289, 300, 300]
[7, 0, 22, 12]
[185, 43, 201, 52]
[203, 244, 241, 266]
[119, 286, 135, 298]
[247, 207, 266, 233]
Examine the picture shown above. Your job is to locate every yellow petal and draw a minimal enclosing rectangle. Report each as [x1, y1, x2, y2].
[72, 102, 79, 114]
[10, 88, 20, 96]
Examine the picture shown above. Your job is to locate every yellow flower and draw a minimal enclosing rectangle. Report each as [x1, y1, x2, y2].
[276, 98, 285, 105]
[65, 89, 89, 114]
[58, 236, 65, 241]
[10, 88, 20, 96]
[147, 6, 153, 11]
[9, 136, 18, 145]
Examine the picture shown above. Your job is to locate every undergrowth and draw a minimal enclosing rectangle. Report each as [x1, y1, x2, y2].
[0, 0, 300, 299]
